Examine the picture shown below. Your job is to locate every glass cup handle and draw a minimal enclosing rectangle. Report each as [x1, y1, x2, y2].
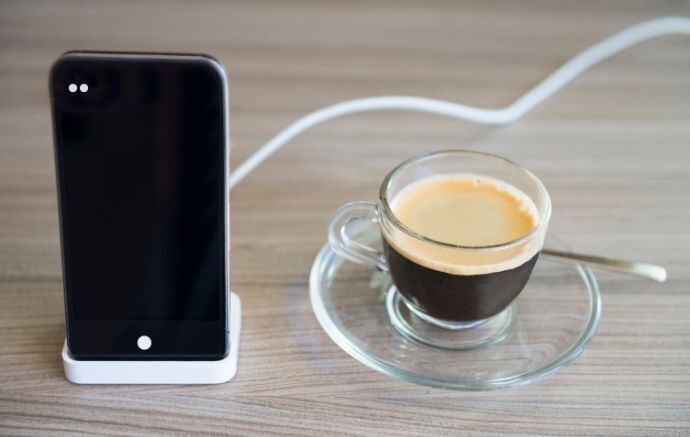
[328, 202, 389, 272]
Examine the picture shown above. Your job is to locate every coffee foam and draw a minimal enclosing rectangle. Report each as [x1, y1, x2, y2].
[385, 173, 542, 275]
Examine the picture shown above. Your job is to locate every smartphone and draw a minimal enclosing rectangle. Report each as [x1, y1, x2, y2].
[50, 51, 230, 360]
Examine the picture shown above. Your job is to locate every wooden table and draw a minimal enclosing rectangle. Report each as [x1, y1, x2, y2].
[1, 1, 689, 434]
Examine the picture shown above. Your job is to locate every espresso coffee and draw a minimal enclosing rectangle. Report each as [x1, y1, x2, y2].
[382, 174, 540, 322]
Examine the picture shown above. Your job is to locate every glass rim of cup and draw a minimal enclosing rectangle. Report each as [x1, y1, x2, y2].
[379, 149, 552, 251]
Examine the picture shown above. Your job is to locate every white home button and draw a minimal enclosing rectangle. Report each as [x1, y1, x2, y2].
[137, 335, 152, 351]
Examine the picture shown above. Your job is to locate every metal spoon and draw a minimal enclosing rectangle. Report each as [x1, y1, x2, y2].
[541, 249, 667, 283]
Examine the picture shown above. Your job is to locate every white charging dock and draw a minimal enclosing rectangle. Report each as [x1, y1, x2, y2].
[62, 292, 241, 384]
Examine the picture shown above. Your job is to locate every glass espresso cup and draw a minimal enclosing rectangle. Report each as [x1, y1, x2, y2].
[328, 150, 551, 332]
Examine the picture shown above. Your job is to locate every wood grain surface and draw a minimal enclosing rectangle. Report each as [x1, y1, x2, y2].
[1, 1, 690, 435]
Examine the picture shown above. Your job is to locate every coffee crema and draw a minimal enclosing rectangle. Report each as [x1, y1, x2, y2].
[385, 174, 541, 276]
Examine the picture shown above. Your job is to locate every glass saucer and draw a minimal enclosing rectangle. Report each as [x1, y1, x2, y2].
[309, 228, 601, 390]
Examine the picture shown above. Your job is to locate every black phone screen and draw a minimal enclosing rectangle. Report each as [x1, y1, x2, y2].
[51, 53, 228, 360]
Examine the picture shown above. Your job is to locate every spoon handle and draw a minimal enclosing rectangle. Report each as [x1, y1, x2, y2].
[541, 248, 667, 283]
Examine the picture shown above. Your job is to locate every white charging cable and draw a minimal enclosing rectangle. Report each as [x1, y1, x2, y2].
[228, 16, 690, 190]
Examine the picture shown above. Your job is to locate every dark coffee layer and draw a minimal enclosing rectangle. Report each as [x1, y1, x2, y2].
[383, 238, 539, 322]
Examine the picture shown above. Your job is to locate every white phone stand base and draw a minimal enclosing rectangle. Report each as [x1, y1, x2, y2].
[62, 292, 241, 384]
